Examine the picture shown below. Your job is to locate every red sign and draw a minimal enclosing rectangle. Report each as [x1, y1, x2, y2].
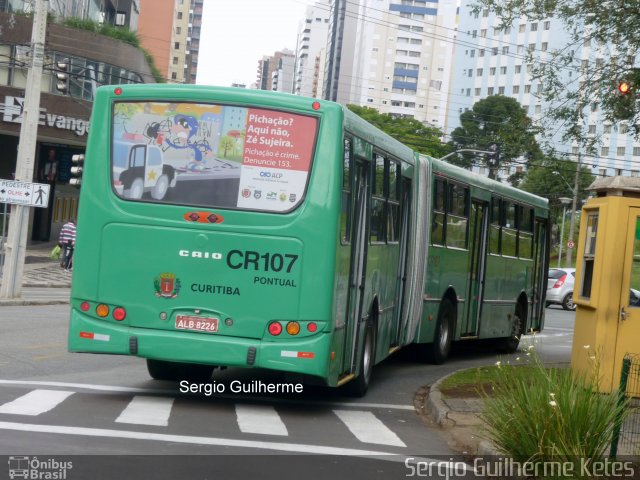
[242, 108, 317, 172]
[567, 240, 575, 249]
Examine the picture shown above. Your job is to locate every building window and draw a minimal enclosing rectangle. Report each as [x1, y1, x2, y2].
[618, 147, 626, 156]
[530, 22, 538, 31]
[174, 42, 180, 49]
[177, 12, 183, 19]
[633, 146, 640, 156]
[601, 147, 609, 157]
[115, 12, 126, 26]
[173, 57, 179, 65]
[513, 85, 520, 94]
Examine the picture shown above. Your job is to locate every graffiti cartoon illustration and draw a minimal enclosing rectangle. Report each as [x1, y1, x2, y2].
[163, 114, 214, 171]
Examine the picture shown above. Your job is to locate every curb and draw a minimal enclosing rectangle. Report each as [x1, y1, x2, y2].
[425, 370, 501, 456]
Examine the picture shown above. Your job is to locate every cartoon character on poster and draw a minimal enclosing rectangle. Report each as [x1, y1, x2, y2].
[163, 114, 214, 171]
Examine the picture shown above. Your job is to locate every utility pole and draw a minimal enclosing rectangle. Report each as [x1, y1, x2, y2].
[0, 0, 48, 299]
[565, 152, 581, 268]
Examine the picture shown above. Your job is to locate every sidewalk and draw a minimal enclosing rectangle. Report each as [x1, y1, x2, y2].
[0, 241, 71, 306]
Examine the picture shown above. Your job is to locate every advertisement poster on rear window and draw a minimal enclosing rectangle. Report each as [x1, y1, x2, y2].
[111, 102, 318, 212]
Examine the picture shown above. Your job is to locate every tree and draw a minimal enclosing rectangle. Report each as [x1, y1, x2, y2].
[218, 136, 235, 158]
[520, 156, 594, 219]
[347, 105, 450, 158]
[448, 95, 542, 182]
[474, 0, 640, 149]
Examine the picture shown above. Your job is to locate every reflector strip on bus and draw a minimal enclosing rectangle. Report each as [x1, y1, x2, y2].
[79, 332, 110, 342]
[281, 350, 314, 359]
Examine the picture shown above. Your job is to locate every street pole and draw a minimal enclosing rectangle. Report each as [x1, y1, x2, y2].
[557, 201, 570, 268]
[565, 153, 581, 268]
[0, 0, 48, 299]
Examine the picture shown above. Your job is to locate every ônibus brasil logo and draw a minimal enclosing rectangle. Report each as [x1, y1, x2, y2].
[154, 273, 181, 299]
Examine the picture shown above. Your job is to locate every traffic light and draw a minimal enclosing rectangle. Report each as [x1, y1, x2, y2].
[618, 81, 632, 95]
[69, 154, 84, 187]
[54, 59, 69, 94]
[614, 79, 635, 120]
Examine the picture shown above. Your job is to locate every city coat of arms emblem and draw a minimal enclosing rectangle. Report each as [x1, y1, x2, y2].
[154, 273, 181, 299]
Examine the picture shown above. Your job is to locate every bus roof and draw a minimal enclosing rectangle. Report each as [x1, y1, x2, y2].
[97, 83, 341, 115]
[424, 154, 549, 210]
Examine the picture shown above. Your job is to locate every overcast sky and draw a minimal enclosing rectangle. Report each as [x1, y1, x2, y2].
[197, 0, 309, 88]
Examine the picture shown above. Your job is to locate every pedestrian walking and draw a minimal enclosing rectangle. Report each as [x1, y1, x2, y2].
[59, 220, 76, 271]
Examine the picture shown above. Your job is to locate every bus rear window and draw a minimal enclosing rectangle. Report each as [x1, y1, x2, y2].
[111, 101, 318, 212]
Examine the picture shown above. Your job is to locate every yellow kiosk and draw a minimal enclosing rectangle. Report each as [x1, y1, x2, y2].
[571, 176, 640, 393]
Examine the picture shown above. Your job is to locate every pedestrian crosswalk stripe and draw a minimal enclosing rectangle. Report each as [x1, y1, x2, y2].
[235, 404, 288, 436]
[333, 409, 406, 447]
[115, 395, 174, 426]
[0, 389, 73, 416]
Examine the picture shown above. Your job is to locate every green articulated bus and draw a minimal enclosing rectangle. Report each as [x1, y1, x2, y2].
[68, 84, 549, 396]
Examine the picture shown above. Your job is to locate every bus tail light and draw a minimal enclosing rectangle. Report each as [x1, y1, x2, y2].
[307, 322, 318, 333]
[112, 307, 127, 321]
[286, 321, 300, 335]
[96, 304, 110, 317]
[553, 274, 567, 288]
[268, 322, 283, 336]
[80, 301, 90, 312]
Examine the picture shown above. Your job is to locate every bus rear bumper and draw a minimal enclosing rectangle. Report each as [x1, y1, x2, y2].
[68, 310, 332, 378]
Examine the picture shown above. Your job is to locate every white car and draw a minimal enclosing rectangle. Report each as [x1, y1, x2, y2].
[546, 267, 576, 311]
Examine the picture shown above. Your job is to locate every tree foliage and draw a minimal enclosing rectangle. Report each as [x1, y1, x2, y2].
[520, 156, 594, 218]
[346, 105, 450, 158]
[448, 95, 542, 183]
[473, 0, 640, 150]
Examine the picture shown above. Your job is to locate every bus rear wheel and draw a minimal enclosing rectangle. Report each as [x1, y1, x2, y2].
[346, 320, 376, 397]
[496, 309, 523, 353]
[147, 359, 214, 382]
[426, 299, 454, 364]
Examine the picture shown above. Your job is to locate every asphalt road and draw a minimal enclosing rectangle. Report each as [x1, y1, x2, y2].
[0, 304, 575, 480]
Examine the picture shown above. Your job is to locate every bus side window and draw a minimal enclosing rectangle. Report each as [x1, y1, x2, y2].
[502, 202, 517, 257]
[490, 196, 501, 254]
[370, 153, 386, 243]
[519, 206, 534, 258]
[340, 138, 352, 244]
[446, 183, 468, 249]
[387, 160, 400, 243]
[431, 178, 446, 245]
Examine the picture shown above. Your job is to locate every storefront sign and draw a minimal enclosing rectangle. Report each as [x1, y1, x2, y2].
[2, 95, 89, 136]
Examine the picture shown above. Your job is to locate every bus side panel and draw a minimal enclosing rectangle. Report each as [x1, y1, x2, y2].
[479, 254, 532, 338]
[418, 246, 469, 343]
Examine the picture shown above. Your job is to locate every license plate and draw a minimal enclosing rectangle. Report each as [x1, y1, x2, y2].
[175, 315, 219, 333]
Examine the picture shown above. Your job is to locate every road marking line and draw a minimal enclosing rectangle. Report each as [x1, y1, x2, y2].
[0, 421, 413, 459]
[333, 410, 406, 447]
[115, 396, 174, 426]
[0, 389, 73, 416]
[235, 405, 288, 436]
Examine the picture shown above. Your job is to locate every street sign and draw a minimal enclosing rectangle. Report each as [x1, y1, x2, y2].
[0, 178, 50, 208]
[567, 240, 575, 249]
